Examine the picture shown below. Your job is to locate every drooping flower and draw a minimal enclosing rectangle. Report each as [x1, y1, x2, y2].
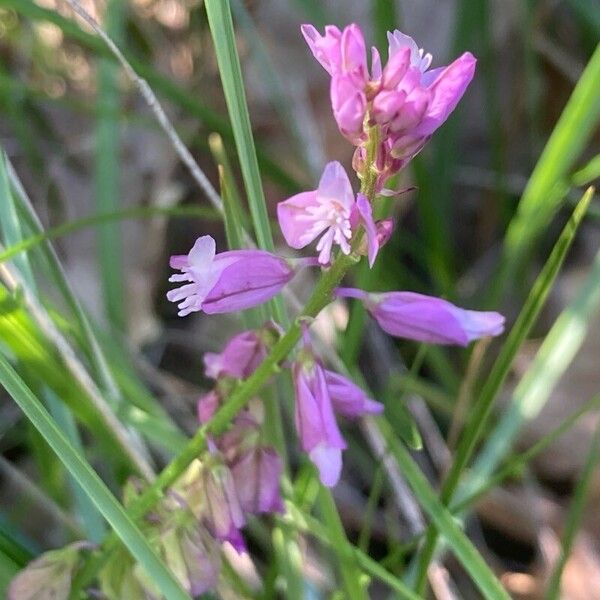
[375, 219, 395, 248]
[167, 235, 302, 316]
[203, 322, 282, 380]
[194, 407, 285, 523]
[202, 463, 247, 552]
[197, 390, 221, 424]
[324, 369, 384, 418]
[293, 354, 347, 487]
[158, 524, 220, 598]
[230, 446, 284, 515]
[277, 161, 379, 265]
[292, 338, 388, 486]
[335, 288, 505, 346]
[102, 486, 220, 599]
[8, 542, 90, 600]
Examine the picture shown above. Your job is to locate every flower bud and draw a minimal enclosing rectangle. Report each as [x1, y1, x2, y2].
[8, 542, 91, 600]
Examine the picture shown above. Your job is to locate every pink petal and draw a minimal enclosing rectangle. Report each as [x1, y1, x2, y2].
[369, 291, 504, 346]
[330, 75, 367, 141]
[325, 369, 384, 418]
[372, 89, 407, 125]
[340, 24, 367, 80]
[420, 52, 476, 134]
[310, 443, 342, 487]
[370, 46, 382, 80]
[277, 191, 321, 249]
[202, 251, 294, 314]
[300, 24, 342, 75]
[318, 160, 355, 211]
[382, 46, 411, 89]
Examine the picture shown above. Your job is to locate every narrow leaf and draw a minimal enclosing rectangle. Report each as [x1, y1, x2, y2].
[0, 354, 191, 600]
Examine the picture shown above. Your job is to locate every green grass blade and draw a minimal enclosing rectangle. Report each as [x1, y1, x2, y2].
[95, 0, 125, 329]
[463, 246, 600, 499]
[0, 153, 35, 288]
[572, 153, 600, 186]
[0, 205, 219, 267]
[413, 187, 593, 591]
[204, 0, 274, 252]
[204, 0, 288, 330]
[0, 354, 191, 600]
[44, 389, 107, 543]
[371, 0, 399, 53]
[546, 421, 600, 599]
[208, 133, 248, 251]
[318, 487, 369, 600]
[453, 394, 600, 513]
[499, 43, 600, 291]
[1, 152, 108, 542]
[5, 160, 122, 402]
[375, 417, 510, 600]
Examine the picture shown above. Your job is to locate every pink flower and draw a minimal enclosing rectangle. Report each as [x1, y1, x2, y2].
[277, 162, 379, 266]
[293, 356, 346, 487]
[302, 24, 370, 142]
[202, 464, 246, 552]
[197, 407, 285, 518]
[203, 322, 281, 380]
[230, 446, 284, 515]
[301, 24, 476, 186]
[167, 235, 299, 316]
[8, 543, 91, 600]
[335, 288, 505, 346]
[301, 23, 368, 83]
[372, 31, 476, 161]
[324, 370, 384, 418]
[197, 390, 220, 424]
[330, 74, 368, 141]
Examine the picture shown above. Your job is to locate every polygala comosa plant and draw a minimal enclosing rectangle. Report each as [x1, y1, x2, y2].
[10, 23, 505, 599]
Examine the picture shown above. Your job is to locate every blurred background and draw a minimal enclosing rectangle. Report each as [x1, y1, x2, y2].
[0, 0, 598, 598]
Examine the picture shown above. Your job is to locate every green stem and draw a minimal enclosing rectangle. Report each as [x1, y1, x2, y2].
[319, 487, 368, 600]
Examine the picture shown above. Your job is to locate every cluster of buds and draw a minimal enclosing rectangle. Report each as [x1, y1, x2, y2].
[302, 24, 476, 192]
[98, 483, 221, 598]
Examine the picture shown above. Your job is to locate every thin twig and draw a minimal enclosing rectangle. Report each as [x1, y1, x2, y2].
[361, 416, 425, 537]
[60, 0, 223, 213]
[408, 397, 451, 475]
